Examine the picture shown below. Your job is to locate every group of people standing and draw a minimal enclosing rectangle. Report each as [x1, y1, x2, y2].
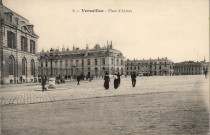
[104, 72, 137, 90]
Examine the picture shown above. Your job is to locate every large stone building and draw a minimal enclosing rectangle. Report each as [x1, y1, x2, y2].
[126, 57, 174, 76]
[173, 60, 209, 75]
[0, 1, 39, 84]
[38, 42, 125, 78]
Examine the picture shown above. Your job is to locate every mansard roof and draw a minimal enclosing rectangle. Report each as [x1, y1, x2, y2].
[127, 58, 173, 63]
[39, 46, 125, 59]
[0, 4, 39, 38]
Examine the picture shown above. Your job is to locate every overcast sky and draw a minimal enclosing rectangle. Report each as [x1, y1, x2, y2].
[3, 0, 209, 62]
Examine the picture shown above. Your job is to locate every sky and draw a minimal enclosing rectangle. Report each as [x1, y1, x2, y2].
[3, 0, 209, 62]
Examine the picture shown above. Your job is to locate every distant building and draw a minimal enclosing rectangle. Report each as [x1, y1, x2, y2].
[0, 1, 39, 84]
[38, 42, 125, 78]
[126, 57, 174, 76]
[174, 59, 209, 75]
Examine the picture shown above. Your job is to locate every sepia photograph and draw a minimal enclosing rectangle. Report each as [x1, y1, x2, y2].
[0, 0, 209, 134]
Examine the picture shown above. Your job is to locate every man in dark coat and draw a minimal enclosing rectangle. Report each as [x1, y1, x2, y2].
[20, 76, 23, 83]
[204, 69, 208, 78]
[77, 75, 81, 85]
[41, 76, 47, 92]
[131, 72, 137, 87]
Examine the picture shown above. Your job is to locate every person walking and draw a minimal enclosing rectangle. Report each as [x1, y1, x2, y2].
[117, 72, 121, 86]
[104, 72, 110, 89]
[41, 76, 47, 92]
[131, 72, 137, 87]
[114, 74, 119, 89]
[77, 74, 81, 85]
[20, 76, 23, 83]
[204, 69, 208, 78]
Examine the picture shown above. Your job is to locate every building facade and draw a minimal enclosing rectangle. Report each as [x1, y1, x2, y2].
[38, 43, 125, 79]
[173, 60, 209, 75]
[126, 57, 174, 76]
[0, 1, 39, 84]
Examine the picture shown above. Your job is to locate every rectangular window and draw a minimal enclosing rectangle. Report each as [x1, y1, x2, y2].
[95, 59, 97, 65]
[70, 60, 73, 66]
[30, 40, 35, 54]
[46, 61, 48, 67]
[7, 31, 16, 49]
[88, 59, 90, 65]
[76, 60, 79, 66]
[65, 60, 68, 67]
[55, 61, 57, 68]
[21, 36, 27, 52]
[82, 60, 84, 66]
[112, 59, 114, 65]
[102, 58, 105, 65]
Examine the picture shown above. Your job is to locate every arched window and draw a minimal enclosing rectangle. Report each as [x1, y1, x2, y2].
[31, 59, 35, 76]
[22, 58, 27, 75]
[9, 56, 15, 75]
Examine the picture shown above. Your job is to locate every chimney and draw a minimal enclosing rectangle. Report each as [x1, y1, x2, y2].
[73, 44, 75, 51]
[158, 57, 159, 60]
[62, 46, 65, 51]
[165, 57, 167, 59]
[110, 41, 113, 49]
[86, 44, 89, 50]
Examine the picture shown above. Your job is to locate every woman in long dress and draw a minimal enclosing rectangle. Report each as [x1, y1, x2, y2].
[104, 72, 110, 89]
[114, 74, 119, 89]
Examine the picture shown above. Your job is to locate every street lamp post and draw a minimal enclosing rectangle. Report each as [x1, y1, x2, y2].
[48, 48, 56, 89]
[50, 50, 53, 76]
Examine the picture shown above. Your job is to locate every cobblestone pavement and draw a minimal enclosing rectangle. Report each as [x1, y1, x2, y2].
[1, 75, 209, 106]
[0, 76, 209, 135]
[1, 75, 209, 135]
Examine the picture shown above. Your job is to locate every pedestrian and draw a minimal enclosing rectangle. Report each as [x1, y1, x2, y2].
[41, 76, 47, 92]
[104, 72, 110, 89]
[117, 72, 121, 86]
[204, 69, 208, 78]
[131, 72, 137, 87]
[114, 74, 119, 89]
[77, 74, 81, 85]
[20, 76, 23, 83]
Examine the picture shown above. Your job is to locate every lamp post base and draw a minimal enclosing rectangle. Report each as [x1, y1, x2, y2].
[48, 77, 56, 89]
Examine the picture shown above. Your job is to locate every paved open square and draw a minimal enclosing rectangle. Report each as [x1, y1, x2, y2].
[0, 75, 209, 135]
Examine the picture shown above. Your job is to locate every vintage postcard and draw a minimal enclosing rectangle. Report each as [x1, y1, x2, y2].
[0, 0, 209, 134]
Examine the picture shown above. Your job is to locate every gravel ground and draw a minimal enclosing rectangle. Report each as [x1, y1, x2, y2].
[1, 75, 209, 135]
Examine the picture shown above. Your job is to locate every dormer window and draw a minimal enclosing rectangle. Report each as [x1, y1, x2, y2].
[14, 17, 19, 25]
[9, 14, 12, 22]
[5, 12, 13, 22]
